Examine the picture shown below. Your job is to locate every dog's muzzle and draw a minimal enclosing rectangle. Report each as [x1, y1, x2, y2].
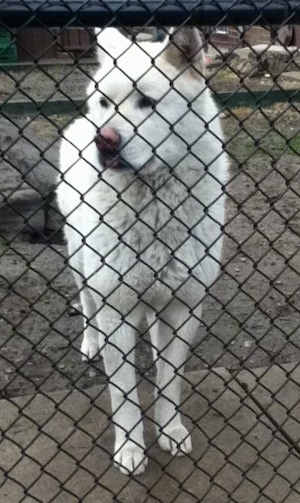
[95, 127, 128, 170]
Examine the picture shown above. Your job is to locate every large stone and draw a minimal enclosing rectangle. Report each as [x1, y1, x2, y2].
[227, 44, 300, 77]
[0, 120, 63, 242]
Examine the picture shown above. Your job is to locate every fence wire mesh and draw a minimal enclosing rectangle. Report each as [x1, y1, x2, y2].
[1, 1, 300, 502]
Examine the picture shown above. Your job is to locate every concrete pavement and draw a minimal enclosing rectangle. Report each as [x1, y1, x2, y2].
[1, 363, 300, 502]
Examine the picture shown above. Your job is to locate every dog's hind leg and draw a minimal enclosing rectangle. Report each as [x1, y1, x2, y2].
[146, 301, 202, 456]
[66, 229, 102, 361]
[79, 287, 102, 361]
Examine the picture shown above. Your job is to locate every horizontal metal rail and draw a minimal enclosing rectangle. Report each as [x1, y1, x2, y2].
[1, 88, 300, 116]
[1, 0, 300, 28]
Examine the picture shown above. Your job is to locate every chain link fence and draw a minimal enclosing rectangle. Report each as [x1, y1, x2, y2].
[1, 1, 300, 501]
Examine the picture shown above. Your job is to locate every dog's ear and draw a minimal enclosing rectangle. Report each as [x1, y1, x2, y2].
[162, 27, 205, 75]
[94, 28, 131, 64]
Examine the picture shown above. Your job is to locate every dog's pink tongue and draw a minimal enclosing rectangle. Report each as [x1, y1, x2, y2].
[95, 127, 121, 169]
[95, 127, 120, 154]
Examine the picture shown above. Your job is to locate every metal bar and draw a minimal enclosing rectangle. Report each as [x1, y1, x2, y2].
[1, 88, 300, 116]
[1, 0, 300, 28]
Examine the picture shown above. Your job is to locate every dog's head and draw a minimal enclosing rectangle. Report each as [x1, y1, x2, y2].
[87, 27, 208, 177]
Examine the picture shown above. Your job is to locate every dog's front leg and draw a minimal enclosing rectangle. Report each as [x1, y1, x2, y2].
[100, 318, 147, 475]
[147, 303, 202, 456]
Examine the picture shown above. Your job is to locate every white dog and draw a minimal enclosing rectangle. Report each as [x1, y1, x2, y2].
[57, 27, 228, 475]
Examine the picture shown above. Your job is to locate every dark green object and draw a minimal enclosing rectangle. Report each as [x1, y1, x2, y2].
[0, 28, 17, 63]
[0, 28, 11, 43]
[0, 43, 17, 63]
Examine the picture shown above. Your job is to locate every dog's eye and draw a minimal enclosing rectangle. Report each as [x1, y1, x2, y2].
[138, 95, 156, 109]
[100, 98, 109, 108]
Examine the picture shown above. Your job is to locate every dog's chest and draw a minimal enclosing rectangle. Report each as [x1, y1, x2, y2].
[102, 186, 200, 278]
[79, 176, 213, 304]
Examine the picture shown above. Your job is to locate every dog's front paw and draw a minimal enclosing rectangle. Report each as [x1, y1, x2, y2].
[81, 333, 101, 362]
[114, 441, 148, 475]
[158, 425, 192, 456]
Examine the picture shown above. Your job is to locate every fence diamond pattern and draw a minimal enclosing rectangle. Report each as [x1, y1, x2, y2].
[1, 2, 300, 502]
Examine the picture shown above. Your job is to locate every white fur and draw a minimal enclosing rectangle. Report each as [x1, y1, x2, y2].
[57, 27, 228, 475]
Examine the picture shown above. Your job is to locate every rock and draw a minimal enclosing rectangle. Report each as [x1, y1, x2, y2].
[227, 44, 300, 77]
[0, 120, 64, 243]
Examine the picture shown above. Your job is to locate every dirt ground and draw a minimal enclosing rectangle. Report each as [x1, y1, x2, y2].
[1, 63, 300, 399]
[208, 65, 300, 92]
